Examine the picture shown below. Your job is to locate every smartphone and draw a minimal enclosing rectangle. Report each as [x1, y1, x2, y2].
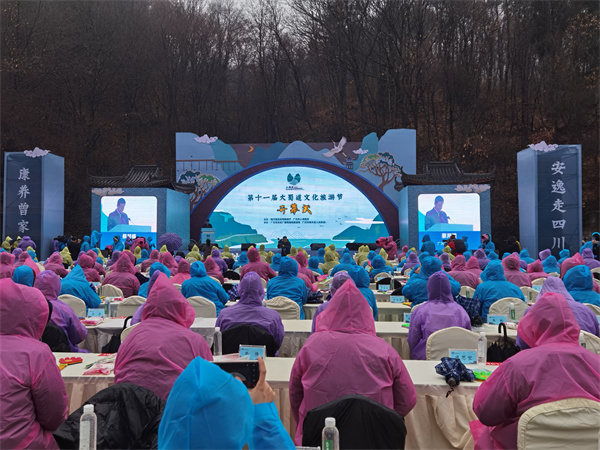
[213, 360, 260, 389]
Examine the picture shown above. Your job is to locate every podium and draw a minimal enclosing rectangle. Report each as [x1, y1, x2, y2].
[200, 228, 215, 242]
[108, 224, 152, 233]
[425, 224, 473, 232]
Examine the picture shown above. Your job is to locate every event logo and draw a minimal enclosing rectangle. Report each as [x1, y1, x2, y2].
[287, 173, 301, 185]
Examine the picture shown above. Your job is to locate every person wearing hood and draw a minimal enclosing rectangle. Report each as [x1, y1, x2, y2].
[186, 245, 202, 262]
[171, 258, 191, 285]
[347, 265, 378, 319]
[290, 281, 417, 445]
[14, 251, 40, 276]
[362, 250, 377, 269]
[442, 246, 455, 260]
[136, 248, 150, 265]
[464, 255, 482, 277]
[59, 265, 101, 309]
[34, 271, 88, 352]
[12, 247, 23, 260]
[479, 233, 495, 255]
[473, 261, 525, 321]
[0, 251, 15, 279]
[292, 251, 315, 283]
[106, 250, 121, 269]
[400, 251, 419, 275]
[1, 236, 12, 252]
[27, 248, 38, 262]
[266, 257, 307, 319]
[257, 243, 268, 260]
[327, 243, 340, 260]
[502, 253, 532, 287]
[210, 248, 228, 273]
[470, 293, 600, 450]
[141, 249, 160, 272]
[310, 272, 355, 332]
[114, 273, 213, 401]
[85, 250, 106, 276]
[516, 279, 599, 349]
[80, 235, 91, 253]
[158, 356, 295, 450]
[241, 247, 277, 282]
[12, 265, 35, 287]
[138, 263, 171, 298]
[564, 265, 600, 307]
[133, 246, 142, 263]
[420, 240, 436, 257]
[368, 255, 394, 282]
[58, 246, 72, 268]
[181, 261, 229, 315]
[355, 245, 370, 266]
[537, 248, 550, 262]
[0, 278, 69, 449]
[158, 252, 178, 275]
[78, 253, 101, 282]
[581, 247, 600, 269]
[473, 248, 489, 270]
[270, 253, 282, 272]
[447, 255, 480, 288]
[102, 252, 140, 298]
[321, 250, 339, 275]
[216, 272, 284, 348]
[505, 236, 521, 254]
[420, 234, 431, 253]
[316, 247, 326, 264]
[560, 253, 585, 278]
[541, 255, 560, 274]
[408, 272, 471, 360]
[557, 248, 570, 265]
[233, 251, 249, 271]
[439, 253, 451, 271]
[308, 256, 323, 275]
[383, 236, 398, 260]
[526, 260, 548, 282]
[403, 257, 461, 307]
[221, 244, 234, 260]
[519, 249, 535, 265]
[265, 251, 274, 264]
[112, 236, 125, 252]
[329, 252, 356, 277]
[204, 257, 225, 284]
[17, 235, 36, 251]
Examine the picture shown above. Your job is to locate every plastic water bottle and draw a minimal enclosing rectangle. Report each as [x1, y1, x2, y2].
[509, 302, 516, 322]
[579, 331, 586, 349]
[79, 404, 97, 450]
[477, 332, 487, 365]
[213, 326, 222, 356]
[322, 417, 339, 450]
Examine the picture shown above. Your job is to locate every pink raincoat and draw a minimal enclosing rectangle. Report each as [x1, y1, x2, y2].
[14, 251, 40, 276]
[102, 252, 140, 297]
[86, 250, 106, 276]
[293, 252, 316, 283]
[447, 255, 480, 288]
[0, 279, 68, 448]
[289, 282, 416, 444]
[158, 252, 178, 275]
[170, 258, 191, 285]
[114, 273, 213, 401]
[471, 293, 600, 449]
[204, 257, 225, 284]
[384, 236, 398, 260]
[141, 249, 160, 272]
[561, 253, 600, 294]
[43, 252, 68, 278]
[465, 255, 482, 277]
[78, 254, 101, 282]
[0, 251, 15, 279]
[501, 253, 531, 287]
[241, 247, 277, 282]
[526, 260, 548, 282]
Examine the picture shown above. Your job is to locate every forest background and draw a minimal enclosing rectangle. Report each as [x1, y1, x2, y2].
[2, 0, 598, 251]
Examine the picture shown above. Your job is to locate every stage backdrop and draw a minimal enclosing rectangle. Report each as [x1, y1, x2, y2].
[399, 184, 492, 251]
[3, 150, 64, 260]
[518, 143, 582, 257]
[177, 130, 416, 248]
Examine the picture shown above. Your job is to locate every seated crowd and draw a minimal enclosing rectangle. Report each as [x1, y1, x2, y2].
[1, 232, 599, 448]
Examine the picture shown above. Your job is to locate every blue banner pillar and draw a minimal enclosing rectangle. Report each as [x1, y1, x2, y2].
[517, 144, 582, 258]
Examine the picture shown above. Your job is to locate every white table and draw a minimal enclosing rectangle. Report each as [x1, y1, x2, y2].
[56, 353, 494, 449]
[303, 302, 411, 322]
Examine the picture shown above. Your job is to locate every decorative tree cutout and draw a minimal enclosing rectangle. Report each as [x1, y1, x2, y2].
[357, 152, 401, 190]
[179, 171, 220, 208]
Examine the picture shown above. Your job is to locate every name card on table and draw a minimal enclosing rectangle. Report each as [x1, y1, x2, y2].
[488, 315, 507, 325]
[449, 349, 477, 365]
[390, 295, 404, 303]
[378, 284, 391, 292]
[239, 345, 266, 360]
[87, 308, 105, 318]
[403, 313, 411, 323]
[532, 285, 543, 292]
[596, 315, 600, 325]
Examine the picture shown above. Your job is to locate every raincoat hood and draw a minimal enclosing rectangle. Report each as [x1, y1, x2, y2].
[270, 253, 281, 271]
[371, 255, 386, 269]
[278, 257, 299, 277]
[451, 255, 467, 271]
[543, 256, 560, 273]
[159, 245, 168, 253]
[64, 264, 88, 283]
[149, 262, 171, 278]
[296, 252, 309, 268]
[60, 247, 72, 266]
[488, 251, 499, 260]
[539, 249, 551, 261]
[520, 249, 532, 259]
[133, 247, 142, 260]
[348, 265, 371, 288]
[502, 253, 522, 271]
[211, 248, 221, 258]
[0, 278, 48, 339]
[115, 252, 136, 274]
[12, 265, 35, 286]
[44, 252, 63, 267]
[465, 256, 481, 271]
[177, 258, 191, 275]
[203, 257, 220, 275]
[560, 253, 585, 277]
[422, 241, 436, 256]
[315, 281, 374, 335]
[317, 248, 325, 258]
[157, 356, 253, 449]
[440, 253, 451, 269]
[329, 272, 353, 297]
[420, 256, 443, 278]
[481, 261, 506, 281]
[559, 249, 570, 260]
[290, 247, 298, 257]
[140, 249, 149, 260]
[339, 253, 354, 265]
[238, 272, 264, 306]
[107, 251, 121, 267]
[1, 251, 15, 265]
[474, 249, 487, 261]
[582, 248, 598, 261]
[324, 251, 337, 263]
[12, 248, 23, 258]
[405, 252, 419, 265]
[149, 249, 160, 260]
[367, 250, 377, 261]
[539, 276, 576, 302]
[78, 254, 95, 269]
[527, 260, 544, 273]
[34, 270, 62, 300]
[247, 247, 261, 262]
[142, 273, 195, 327]
[308, 256, 321, 270]
[427, 271, 454, 302]
[518, 293, 580, 348]
[159, 252, 177, 269]
[237, 252, 249, 265]
[564, 265, 594, 292]
[190, 261, 208, 278]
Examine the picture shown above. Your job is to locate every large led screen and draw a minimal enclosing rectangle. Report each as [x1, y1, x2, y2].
[209, 166, 388, 248]
[418, 193, 480, 250]
[99, 196, 157, 248]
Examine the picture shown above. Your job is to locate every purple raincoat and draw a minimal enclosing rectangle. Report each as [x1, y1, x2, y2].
[0, 278, 68, 448]
[216, 272, 284, 346]
[211, 248, 228, 273]
[114, 273, 213, 401]
[401, 252, 419, 275]
[474, 249, 489, 270]
[471, 293, 600, 450]
[290, 281, 417, 445]
[582, 248, 600, 269]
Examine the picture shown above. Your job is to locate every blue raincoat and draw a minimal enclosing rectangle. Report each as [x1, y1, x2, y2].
[348, 265, 378, 318]
[12, 265, 35, 287]
[59, 265, 101, 309]
[564, 265, 600, 307]
[368, 255, 394, 281]
[402, 257, 460, 306]
[542, 255, 560, 274]
[270, 253, 282, 272]
[266, 257, 307, 319]
[307, 256, 323, 275]
[233, 252, 249, 270]
[519, 249, 535, 265]
[329, 252, 356, 277]
[473, 261, 525, 321]
[181, 262, 229, 315]
[138, 263, 171, 298]
[317, 248, 326, 264]
[80, 236, 91, 253]
[558, 249, 570, 265]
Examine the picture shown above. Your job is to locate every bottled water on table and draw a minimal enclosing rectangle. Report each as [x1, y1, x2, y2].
[79, 404, 97, 450]
[477, 332, 487, 365]
[322, 417, 339, 450]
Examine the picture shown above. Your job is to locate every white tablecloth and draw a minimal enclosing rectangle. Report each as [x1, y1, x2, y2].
[56, 353, 495, 449]
[303, 302, 411, 321]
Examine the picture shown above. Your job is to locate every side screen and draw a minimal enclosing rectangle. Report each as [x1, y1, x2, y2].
[100, 196, 157, 248]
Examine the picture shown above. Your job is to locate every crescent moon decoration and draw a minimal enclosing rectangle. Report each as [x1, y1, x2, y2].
[248, 145, 255, 152]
